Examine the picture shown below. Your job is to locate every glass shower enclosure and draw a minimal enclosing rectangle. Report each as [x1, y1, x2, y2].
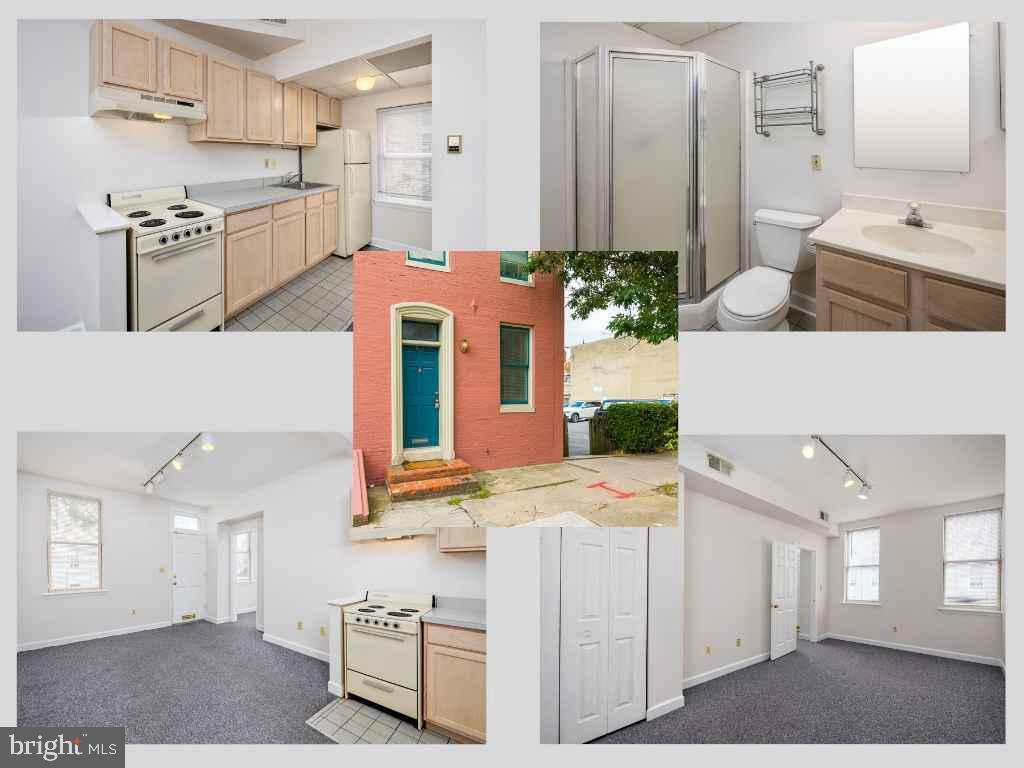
[570, 47, 745, 303]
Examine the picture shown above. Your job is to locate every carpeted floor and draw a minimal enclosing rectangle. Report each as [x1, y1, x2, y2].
[596, 639, 1005, 744]
[18, 612, 334, 743]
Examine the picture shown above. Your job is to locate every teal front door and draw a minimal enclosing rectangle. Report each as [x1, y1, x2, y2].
[402, 345, 439, 449]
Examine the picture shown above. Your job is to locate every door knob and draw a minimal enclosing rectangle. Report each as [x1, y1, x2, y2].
[772, 603, 779, 609]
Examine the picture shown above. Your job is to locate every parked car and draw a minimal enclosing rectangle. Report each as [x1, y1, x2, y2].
[563, 400, 601, 422]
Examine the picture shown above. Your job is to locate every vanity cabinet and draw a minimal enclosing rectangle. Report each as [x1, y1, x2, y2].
[94, 21, 158, 93]
[816, 246, 1005, 332]
[423, 624, 486, 743]
[225, 208, 273, 317]
[437, 528, 487, 552]
[161, 38, 204, 101]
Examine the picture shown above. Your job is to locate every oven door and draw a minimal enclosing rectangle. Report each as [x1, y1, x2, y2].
[136, 233, 223, 331]
[345, 623, 417, 690]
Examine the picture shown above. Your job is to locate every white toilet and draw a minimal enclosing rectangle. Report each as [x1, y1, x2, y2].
[716, 208, 822, 331]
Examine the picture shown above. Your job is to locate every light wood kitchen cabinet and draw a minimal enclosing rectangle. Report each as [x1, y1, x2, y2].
[316, 92, 333, 127]
[816, 246, 1005, 332]
[225, 214, 272, 317]
[272, 81, 284, 145]
[273, 211, 307, 286]
[245, 69, 276, 143]
[204, 56, 245, 141]
[282, 82, 301, 145]
[160, 38, 204, 101]
[305, 195, 324, 265]
[300, 87, 318, 146]
[330, 97, 342, 127]
[323, 201, 338, 256]
[437, 528, 487, 552]
[424, 624, 486, 743]
[94, 21, 158, 93]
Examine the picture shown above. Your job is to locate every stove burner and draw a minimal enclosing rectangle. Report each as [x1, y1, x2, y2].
[367, 604, 386, 609]
[387, 611, 412, 618]
[139, 218, 166, 228]
[127, 210, 151, 218]
[400, 609, 420, 613]
[175, 210, 203, 219]
[357, 608, 376, 613]
[167, 204, 188, 210]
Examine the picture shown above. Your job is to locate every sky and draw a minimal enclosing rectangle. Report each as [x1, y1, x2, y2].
[564, 304, 615, 348]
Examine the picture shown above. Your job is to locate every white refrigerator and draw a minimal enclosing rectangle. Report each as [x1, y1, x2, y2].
[303, 128, 372, 255]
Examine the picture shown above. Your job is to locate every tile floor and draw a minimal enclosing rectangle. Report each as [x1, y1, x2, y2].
[225, 255, 353, 332]
[306, 697, 454, 745]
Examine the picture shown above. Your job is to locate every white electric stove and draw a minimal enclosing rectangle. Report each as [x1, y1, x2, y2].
[342, 591, 434, 728]
[109, 185, 225, 332]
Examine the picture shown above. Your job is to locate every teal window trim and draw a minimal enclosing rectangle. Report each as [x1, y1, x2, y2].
[499, 324, 531, 406]
[406, 250, 448, 268]
[499, 251, 532, 284]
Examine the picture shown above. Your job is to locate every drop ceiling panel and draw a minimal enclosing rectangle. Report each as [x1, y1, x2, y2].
[389, 64, 432, 88]
[159, 20, 304, 60]
[629, 22, 737, 46]
[366, 41, 432, 74]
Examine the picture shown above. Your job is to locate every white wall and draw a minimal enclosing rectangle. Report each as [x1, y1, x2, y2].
[683, 489, 829, 687]
[17, 471, 206, 649]
[205, 456, 485, 660]
[339, 84, 432, 250]
[827, 496, 1004, 664]
[229, 524, 258, 613]
[17, 20, 299, 331]
[539, 23, 682, 249]
[690, 22, 1006, 297]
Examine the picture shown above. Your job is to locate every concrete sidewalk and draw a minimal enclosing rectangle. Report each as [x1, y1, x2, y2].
[352, 453, 678, 538]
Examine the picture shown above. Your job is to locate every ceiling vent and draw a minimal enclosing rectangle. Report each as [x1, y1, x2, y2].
[706, 452, 734, 476]
[259, 19, 288, 26]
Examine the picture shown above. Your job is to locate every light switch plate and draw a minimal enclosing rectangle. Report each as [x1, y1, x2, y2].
[811, 154, 823, 171]
[447, 135, 462, 154]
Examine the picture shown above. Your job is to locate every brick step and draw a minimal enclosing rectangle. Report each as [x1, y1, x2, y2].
[386, 458, 475, 485]
[387, 473, 481, 503]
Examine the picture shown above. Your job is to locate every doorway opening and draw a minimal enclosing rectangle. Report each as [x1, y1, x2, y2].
[769, 541, 817, 661]
[220, 513, 264, 630]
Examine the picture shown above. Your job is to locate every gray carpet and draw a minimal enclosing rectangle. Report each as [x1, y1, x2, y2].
[18, 613, 334, 743]
[596, 639, 1005, 744]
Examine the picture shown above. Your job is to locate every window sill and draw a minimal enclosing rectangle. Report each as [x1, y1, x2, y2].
[842, 600, 880, 607]
[405, 257, 450, 273]
[376, 197, 432, 211]
[500, 276, 534, 288]
[500, 404, 535, 414]
[42, 588, 109, 596]
[937, 605, 1002, 615]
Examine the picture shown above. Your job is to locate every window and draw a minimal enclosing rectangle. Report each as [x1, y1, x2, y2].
[402, 319, 440, 342]
[499, 251, 532, 284]
[845, 526, 880, 603]
[500, 325, 531, 407]
[405, 250, 448, 271]
[48, 492, 101, 592]
[943, 509, 1001, 609]
[378, 103, 431, 205]
[235, 531, 256, 583]
[173, 513, 200, 532]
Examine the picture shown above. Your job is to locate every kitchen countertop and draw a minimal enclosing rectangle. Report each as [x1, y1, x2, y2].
[809, 206, 1006, 291]
[423, 596, 486, 631]
[78, 202, 130, 234]
[328, 593, 366, 607]
[188, 177, 339, 215]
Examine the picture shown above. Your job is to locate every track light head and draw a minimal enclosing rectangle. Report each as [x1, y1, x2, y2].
[801, 440, 815, 459]
[857, 483, 870, 501]
[200, 432, 216, 452]
[843, 469, 857, 488]
[144, 481, 154, 494]
[172, 453, 185, 471]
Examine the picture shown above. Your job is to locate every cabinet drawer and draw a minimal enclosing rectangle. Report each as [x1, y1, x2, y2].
[150, 293, 223, 332]
[819, 248, 908, 310]
[425, 624, 486, 654]
[924, 278, 1005, 331]
[345, 669, 418, 719]
[226, 205, 271, 234]
[324, 189, 338, 205]
[305, 192, 323, 209]
[273, 197, 305, 219]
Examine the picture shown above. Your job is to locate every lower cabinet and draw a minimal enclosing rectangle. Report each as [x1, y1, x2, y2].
[305, 205, 324, 266]
[273, 211, 306, 285]
[224, 220, 272, 317]
[324, 202, 338, 256]
[423, 624, 486, 743]
[818, 286, 907, 332]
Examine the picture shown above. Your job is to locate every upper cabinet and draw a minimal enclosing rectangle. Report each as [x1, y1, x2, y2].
[245, 69, 276, 143]
[161, 38, 204, 101]
[96, 21, 157, 93]
[317, 93, 342, 128]
[204, 56, 245, 141]
[330, 98, 342, 128]
[282, 82, 301, 145]
[300, 87, 318, 145]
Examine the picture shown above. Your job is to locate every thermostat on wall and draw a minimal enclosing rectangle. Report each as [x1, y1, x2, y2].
[447, 135, 462, 154]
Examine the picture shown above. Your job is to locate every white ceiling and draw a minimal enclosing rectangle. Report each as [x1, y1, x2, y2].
[691, 435, 1005, 523]
[627, 22, 737, 46]
[291, 40, 431, 99]
[159, 20, 305, 60]
[17, 432, 350, 508]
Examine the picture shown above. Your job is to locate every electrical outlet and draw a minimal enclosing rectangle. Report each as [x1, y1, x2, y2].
[320, 626, 327, 637]
[297, 620, 304, 631]
[159, 566, 165, 574]
[736, 638, 742, 648]
[892, 625, 898, 633]
[811, 153, 823, 171]
[130, 608, 136, 615]
[705, 645, 711, 656]
[265, 158, 278, 170]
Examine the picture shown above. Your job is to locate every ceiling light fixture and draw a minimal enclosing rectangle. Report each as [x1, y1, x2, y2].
[141, 433, 214, 494]
[801, 440, 815, 459]
[200, 433, 216, 452]
[843, 468, 857, 488]
[355, 76, 375, 91]
[857, 483, 871, 501]
[172, 454, 185, 471]
[808, 435, 873, 500]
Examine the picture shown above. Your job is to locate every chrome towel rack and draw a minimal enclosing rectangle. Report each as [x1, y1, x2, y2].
[753, 61, 825, 137]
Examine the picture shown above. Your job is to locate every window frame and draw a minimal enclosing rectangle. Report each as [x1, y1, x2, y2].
[499, 251, 534, 286]
[405, 250, 450, 272]
[499, 323, 534, 413]
[376, 102, 433, 209]
[234, 530, 256, 584]
[941, 507, 1002, 613]
[843, 524, 881, 606]
[172, 512, 201, 534]
[46, 490, 103, 594]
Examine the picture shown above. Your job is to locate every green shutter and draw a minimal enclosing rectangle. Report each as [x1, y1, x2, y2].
[500, 325, 530, 405]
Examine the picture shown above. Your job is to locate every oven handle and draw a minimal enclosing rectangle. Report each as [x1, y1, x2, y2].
[167, 306, 205, 332]
[351, 626, 408, 642]
[362, 678, 395, 694]
[151, 237, 217, 262]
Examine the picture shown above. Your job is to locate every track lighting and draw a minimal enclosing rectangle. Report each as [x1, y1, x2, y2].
[141, 432, 214, 494]
[200, 432, 216, 452]
[801, 441, 815, 459]
[857, 484, 870, 501]
[843, 469, 857, 488]
[145, 481, 154, 494]
[172, 453, 185, 471]
[807, 435, 873, 500]
[153, 470, 165, 485]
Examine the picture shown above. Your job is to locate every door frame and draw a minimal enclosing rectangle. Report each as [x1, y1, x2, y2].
[769, 541, 800, 660]
[219, 512, 264, 629]
[169, 513, 205, 625]
[797, 546, 818, 642]
[390, 302, 455, 466]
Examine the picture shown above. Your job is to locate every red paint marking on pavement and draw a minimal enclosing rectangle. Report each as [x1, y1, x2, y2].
[586, 481, 636, 500]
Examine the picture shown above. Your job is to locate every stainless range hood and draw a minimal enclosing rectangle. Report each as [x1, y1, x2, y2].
[89, 86, 207, 124]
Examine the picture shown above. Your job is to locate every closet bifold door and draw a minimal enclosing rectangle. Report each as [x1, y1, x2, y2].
[606, 528, 648, 733]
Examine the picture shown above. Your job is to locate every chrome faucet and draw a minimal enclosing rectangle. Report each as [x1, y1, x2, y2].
[282, 170, 303, 185]
[899, 201, 932, 229]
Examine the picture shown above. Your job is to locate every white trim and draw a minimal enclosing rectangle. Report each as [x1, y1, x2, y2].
[206, 616, 231, 624]
[236, 607, 257, 615]
[328, 680, 344, 697]
[500, 276, 534, 287]
[646, 694, 685, 721]
[683, 652, 769, 690]
[822, 632, 1004, 667]
[370, 236, 427, 252]
[376, 196, 432, 210]
[18, 621, 171, 652]
[40, 588, 110, 597]
[404, 251, 450, 272]
[842, 600, 881, 607]
[499, 323, 535, 413]
[798, 632, 811, 640]
[937, 605, 1003, 615]
[263, 633, 330, 663]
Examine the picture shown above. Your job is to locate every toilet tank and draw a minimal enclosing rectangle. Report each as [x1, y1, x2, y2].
[754, 209, 821, 273]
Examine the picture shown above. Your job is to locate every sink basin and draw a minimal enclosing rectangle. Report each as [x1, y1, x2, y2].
[861, 225, 975, 258]
[274, 181, 330, 190]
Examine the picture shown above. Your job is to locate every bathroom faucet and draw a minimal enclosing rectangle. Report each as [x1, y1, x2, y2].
[899, 201, 932, 229]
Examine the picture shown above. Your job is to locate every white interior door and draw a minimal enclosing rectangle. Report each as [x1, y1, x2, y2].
[770, 541, 799, 660]
[172, 532, 204, 623]
[607, 528, 648, 732]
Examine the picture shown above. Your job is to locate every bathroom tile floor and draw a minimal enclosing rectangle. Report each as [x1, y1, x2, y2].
[306, 698, 454, 744]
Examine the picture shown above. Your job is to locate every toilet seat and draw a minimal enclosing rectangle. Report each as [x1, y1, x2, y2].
[717, 267, 792, 331]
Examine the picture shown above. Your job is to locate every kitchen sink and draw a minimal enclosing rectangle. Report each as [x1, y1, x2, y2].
[274, 181, 331, 190]
[861, 224, 975, 258]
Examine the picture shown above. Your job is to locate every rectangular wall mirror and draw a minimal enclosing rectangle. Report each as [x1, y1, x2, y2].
[853, 23, 971, 172]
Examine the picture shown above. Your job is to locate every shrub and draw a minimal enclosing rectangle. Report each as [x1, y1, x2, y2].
[604, 401, 678, 453]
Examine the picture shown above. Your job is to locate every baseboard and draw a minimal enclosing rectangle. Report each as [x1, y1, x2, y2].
[646, 694, 685, 721]
[683, 652, 770, 690]
[18, 621, 171, 652]
[789, 289, 816, 317]
[236, 608, 257, 615]
[206, 616, 231, 625]
[263, 632, 330, 663]
[822, 633, 1003, 667]
[370, 237, 428, 253]
[327, 680, 344, 697]
[798, 632, 810, 640]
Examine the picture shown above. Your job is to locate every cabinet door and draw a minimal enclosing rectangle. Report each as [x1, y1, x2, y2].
[101, 21, 157, 92]
[206, 56, 245, 141]
[330, 97, 342, 127]
[301, 87, 318, 146]
[820, 287, 908, 332]
[282, 83, 300, 145]
[924, 277, 1005, 331]
[161, 39, 203, 100]
[225, 223, 272, 316]
[437, 527, 486, 552]
[271, 81, 284, 144]
[323, 203, 338, 256]
[273, 212, 306, 286]
[305, 208, 324, 265]
[425, 643, 486, 742]
[316, 92, 332, 125]
[245, 69, 275, 143]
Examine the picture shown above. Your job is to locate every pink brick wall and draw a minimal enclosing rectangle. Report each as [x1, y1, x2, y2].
[353, 251, 565, 484]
